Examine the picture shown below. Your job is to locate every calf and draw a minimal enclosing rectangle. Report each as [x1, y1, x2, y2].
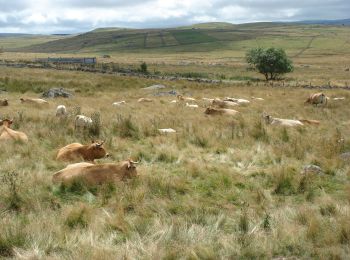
[56, 105, 67, 117]
[305, 93, 328, 106]
[75, 115, 93, 130]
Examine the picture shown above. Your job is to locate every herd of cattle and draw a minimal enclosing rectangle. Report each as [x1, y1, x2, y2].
[0, 92, 344, 187]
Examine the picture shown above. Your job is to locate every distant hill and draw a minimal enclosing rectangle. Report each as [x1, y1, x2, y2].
[0, 33, 32, 37]
[294, 18, 350, 26]
[6, 20, 350, 55]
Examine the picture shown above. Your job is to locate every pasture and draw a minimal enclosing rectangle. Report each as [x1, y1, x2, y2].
[1, 66, 350, 259]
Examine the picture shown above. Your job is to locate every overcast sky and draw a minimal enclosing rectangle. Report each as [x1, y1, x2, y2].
[0, 0, 349, 34]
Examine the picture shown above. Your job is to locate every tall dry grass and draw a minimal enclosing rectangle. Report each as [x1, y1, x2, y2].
[0, 67, 350, 258]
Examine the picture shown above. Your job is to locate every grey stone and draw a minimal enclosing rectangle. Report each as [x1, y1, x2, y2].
[42, 88, 73, 98]
[302, 165, 323, 175]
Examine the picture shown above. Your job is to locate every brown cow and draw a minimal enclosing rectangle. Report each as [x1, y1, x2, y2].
[20, 98, 49, 105]
[0, 119, 28, 142]
[56, 141, 109, 162]
[0, 99, 8, 106]
[205, 107, 239, 116]
[52, 159, 139, 185]
[305, 93, 328, 106]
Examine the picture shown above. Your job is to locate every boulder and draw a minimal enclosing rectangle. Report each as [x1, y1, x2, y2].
[302, 165, 323, 175]
[42, 88, 73, 98]
[142, 84, 166, 90]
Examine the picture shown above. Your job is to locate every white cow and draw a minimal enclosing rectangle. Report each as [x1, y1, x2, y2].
[112, 101, 126, 106]
[263, 114, 304, 127]
[186, 103, 199, 108]
[224, 97, 250, 105]
[56, 105, 67, 117]
[75, 115, 93, 130]
[158, 128, 176, 133]
[333, 97, 345, 101]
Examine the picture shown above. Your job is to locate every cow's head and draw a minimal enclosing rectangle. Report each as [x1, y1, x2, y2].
[122, 159, 139, 179]
[262, 113, 272, 124]
[205, 107, 215, 114]
[20, 98, 25, 103]
[88, 140, 109, 159]
[0, 119, 13, 127]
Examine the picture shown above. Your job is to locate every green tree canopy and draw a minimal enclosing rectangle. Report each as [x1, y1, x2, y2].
[246, 47, 293, 80]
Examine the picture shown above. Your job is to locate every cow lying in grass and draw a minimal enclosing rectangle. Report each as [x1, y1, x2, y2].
[52, 159, 139, 185]
[0, 99, 8, 106]
[263, 114, 320, 127]
[0, 119, 28, 142]
[56, 141, 109, 162]
[212, 98, 238, 108]
[205, 107, 239, 116]
[305, 93, 328, 106]
[20, 98, 49, 105]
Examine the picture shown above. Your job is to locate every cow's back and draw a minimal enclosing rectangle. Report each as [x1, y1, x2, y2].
[53, 164, 122, 185]
[56, 143, 83, 161]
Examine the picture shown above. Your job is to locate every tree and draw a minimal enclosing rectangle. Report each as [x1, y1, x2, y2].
[246, 47, 293, 80]
[139, 62, 148, 74]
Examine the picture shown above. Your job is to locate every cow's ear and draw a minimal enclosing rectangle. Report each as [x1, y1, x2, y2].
[91, 140, 95, 143]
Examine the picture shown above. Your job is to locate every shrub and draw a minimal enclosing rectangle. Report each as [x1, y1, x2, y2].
[114, 115, 140, 139]
[0, 224, 26, 257]
[246, 47, 294, 80]
[139, 62, 148, 74]
[1, 172, 23, 211]
[65, 205, 91, 229]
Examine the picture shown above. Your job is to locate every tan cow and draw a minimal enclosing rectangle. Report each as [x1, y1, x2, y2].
[205, 107, 239, 116]
[0, 99, 8, 106]
[305, 93, 328, 106]
[20, 98, 49, 105]
[212, 98, 239, 108]
[177, 95, 196, 101]
[52, 159, 139, 185]
[56, 141, 109, 162]
[138, 98, 153, 103]
[298, 119, 320, 125]
[0, 119, 28, 142]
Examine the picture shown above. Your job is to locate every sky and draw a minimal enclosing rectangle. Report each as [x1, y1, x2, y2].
[0, 0, 349, 34]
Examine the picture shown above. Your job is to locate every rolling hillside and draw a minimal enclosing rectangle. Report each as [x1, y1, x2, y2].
[4, 22, 350, 57]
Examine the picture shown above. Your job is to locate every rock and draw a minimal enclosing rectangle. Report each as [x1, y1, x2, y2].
[153, 90, 177, 96]
[142, 84, 166, 90]
[42, 88, 73, 98]
[340, 152, 350, 161]
[302, 165, 323, 175]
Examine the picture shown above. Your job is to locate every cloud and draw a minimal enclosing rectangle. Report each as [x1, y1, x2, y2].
[0, 0, 349, 33]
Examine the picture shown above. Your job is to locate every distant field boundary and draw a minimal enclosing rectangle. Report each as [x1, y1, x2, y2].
[0, 60, 349, 91]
